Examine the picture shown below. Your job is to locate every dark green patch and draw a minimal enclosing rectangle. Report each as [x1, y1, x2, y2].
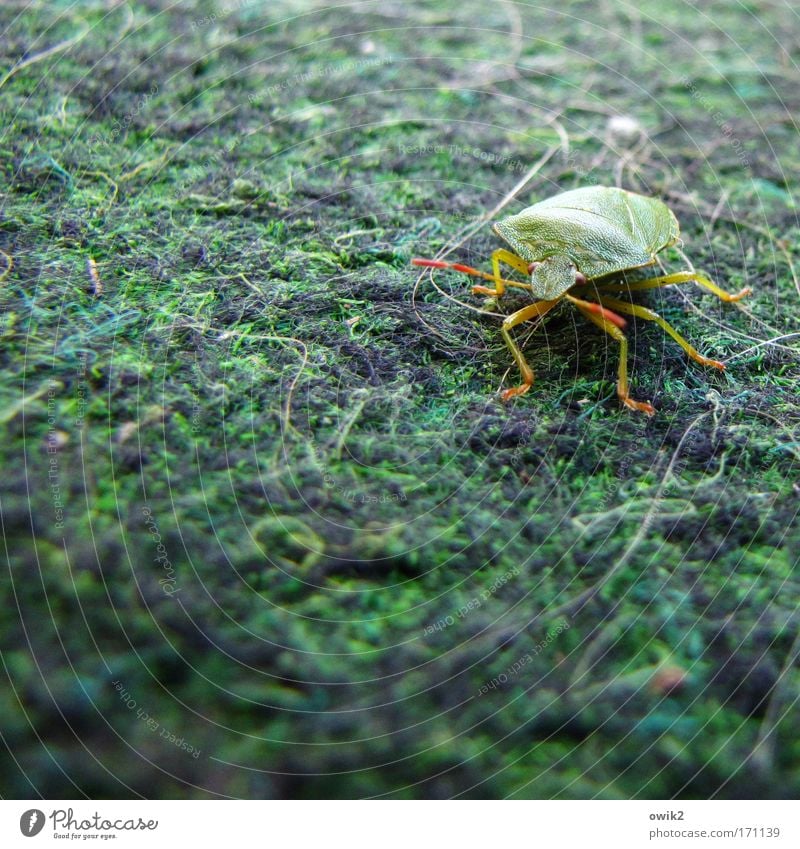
[1, 0, 798, 799]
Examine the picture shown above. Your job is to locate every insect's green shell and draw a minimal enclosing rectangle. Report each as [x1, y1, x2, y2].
[493, 186, 680, 279]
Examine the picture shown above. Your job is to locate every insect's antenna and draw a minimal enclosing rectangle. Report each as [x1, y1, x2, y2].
[411, 258, 521, 289]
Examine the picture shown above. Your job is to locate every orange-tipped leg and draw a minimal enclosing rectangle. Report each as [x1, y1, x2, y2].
[412, 256, 532, 298]
[622, 395, 657, 416]
[596, 270, 751, 302]
[411, 251, 534, 299]
[594, 294, 727, 371]
[501, 375, 533, 402]
[571, 298, 656, 416]
[499, 299, 561, 401]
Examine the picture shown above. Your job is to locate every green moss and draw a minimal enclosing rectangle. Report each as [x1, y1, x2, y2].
[1, 0, 799, 800]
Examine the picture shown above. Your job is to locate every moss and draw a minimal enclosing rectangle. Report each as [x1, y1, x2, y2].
[1, 0, 799, 800]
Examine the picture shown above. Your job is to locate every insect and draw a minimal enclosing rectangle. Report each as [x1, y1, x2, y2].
[413, 185, 750, 415]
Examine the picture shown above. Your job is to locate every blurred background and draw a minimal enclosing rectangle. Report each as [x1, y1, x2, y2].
[1, 0, 798, 798]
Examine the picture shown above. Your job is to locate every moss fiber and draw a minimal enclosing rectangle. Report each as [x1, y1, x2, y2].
[1, 0, 798, 798]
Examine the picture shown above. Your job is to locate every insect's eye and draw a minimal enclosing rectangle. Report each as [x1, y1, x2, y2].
[527, 262, 539, 274]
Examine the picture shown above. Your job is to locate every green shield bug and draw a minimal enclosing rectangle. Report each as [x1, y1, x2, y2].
[413, 185, 750, 416]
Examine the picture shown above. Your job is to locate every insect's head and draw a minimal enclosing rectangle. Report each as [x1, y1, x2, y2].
[492, 218, 585, 301]
[529, 255, 583, 301]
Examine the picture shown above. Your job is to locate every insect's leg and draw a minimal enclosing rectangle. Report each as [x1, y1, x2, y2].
[499, 299, 560, 400]
[594, 294, 726, 370]
[596, 271, 751, 302]
[571, 300, 656, 416]
[472, 249, 533, 298]
[413, 258, 532, 293]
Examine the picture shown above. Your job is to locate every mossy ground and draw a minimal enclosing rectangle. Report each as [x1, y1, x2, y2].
[1, 0, 799, 798]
